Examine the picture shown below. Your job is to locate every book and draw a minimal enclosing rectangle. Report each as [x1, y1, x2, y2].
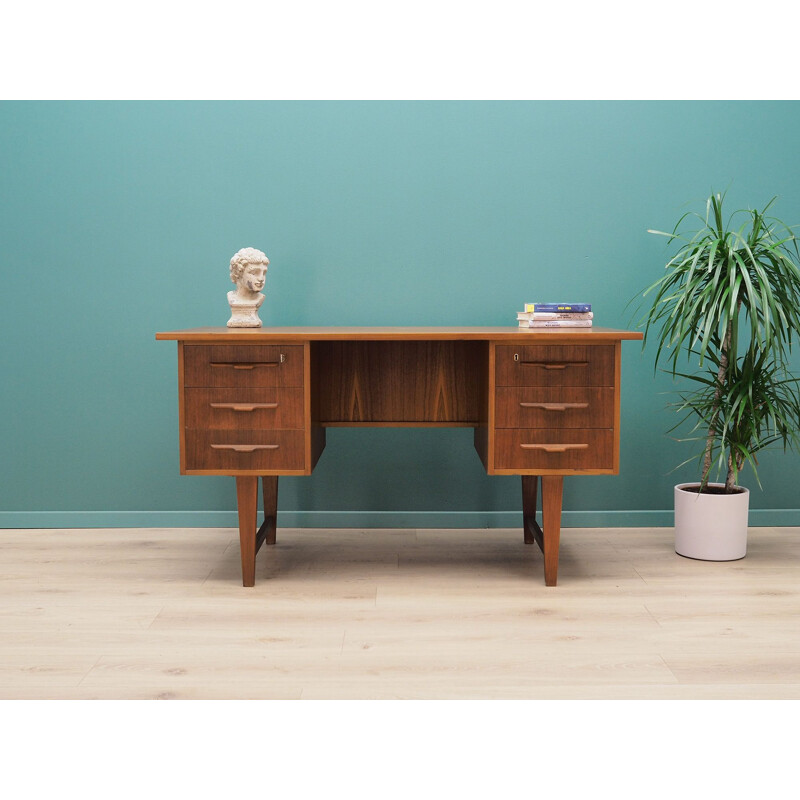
[517, 311, 593, 321]
[524, 303, 592, 313]
[519, 319, 593, 328]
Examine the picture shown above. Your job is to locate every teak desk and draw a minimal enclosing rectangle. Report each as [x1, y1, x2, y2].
[156, 327, 642, 587]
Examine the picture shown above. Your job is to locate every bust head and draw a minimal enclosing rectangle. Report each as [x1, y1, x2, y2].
[229, 247, 269, 297]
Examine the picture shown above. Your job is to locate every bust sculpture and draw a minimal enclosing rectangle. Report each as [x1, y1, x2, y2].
[227, 247, 269, 328]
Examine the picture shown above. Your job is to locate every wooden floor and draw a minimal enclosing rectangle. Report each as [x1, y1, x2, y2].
[2, 526, 800, 699]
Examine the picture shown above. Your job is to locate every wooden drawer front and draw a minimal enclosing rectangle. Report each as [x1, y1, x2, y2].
[495, 387, 613, 429]
[494, 429, 613, 471]
[495, 345, 614, 387]
[185, 388, 305, 430]
[186, 430, 305, 471]
[184, 345, 304, 388]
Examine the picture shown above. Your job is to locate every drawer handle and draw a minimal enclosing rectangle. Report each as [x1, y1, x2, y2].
[209, 403, 279, 412]
[210, 444, 280, 453]
[520, 443, 589, 453]
[519, 402, 589, 412]
[519, 361, 589, 370]
[210, 362, 281, 370]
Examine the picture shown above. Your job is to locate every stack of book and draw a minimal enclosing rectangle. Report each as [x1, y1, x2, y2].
[517, 303, 593, 328]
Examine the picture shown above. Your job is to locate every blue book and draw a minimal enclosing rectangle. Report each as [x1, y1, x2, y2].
[524, 302, 592, 313]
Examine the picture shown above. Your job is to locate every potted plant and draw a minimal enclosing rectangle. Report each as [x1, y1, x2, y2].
[639, 192, 800, 560]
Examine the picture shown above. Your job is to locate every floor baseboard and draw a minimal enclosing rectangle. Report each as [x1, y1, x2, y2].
[2, 509, 800, 528]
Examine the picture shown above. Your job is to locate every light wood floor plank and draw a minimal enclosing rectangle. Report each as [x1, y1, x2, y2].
[1, 526, 799, 698]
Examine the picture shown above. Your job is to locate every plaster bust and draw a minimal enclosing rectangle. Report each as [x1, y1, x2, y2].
[227, 247, 269, 328]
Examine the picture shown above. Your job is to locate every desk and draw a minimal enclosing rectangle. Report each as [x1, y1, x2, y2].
[156, 327, 642, 586]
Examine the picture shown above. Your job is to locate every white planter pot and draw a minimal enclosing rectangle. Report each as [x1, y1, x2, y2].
[674, 482, 749, 561]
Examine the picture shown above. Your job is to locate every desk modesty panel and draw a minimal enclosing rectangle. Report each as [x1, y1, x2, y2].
[156, 327, 643, 586]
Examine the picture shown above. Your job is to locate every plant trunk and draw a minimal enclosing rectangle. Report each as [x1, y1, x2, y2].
[725, 454, 736, 492]
[725, 451, 745, 493]
[703, 321, 732, 487]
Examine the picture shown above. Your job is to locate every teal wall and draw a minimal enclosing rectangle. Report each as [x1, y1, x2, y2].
[2, 101, 800, 527]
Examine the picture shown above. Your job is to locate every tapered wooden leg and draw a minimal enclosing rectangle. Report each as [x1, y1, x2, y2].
[541, 476, 564, 587]
[262, 476, 278, 545]
[522, 475, 538, 544]
[236, 476, 259, 587]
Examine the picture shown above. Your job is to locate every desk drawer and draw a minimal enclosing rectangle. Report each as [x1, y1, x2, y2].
[185, 388, 305, 430]
[495, 345, 614, 387]
[495, 387, 613, 428]
[186, 430, 305, 471]
[494, 429, 613, 471]
[184, 345, 304, 387]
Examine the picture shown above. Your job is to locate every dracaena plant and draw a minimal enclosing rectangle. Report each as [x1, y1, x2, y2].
[640, 192, 800, 493]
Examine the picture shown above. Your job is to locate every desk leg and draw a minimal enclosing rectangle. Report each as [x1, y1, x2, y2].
[521, 475, 563, 586]
[262, 476, 278, 545]
[522, 476, 538, 544]
[541, 476, 563, 586]
[236, 476, 259, 587]
[235, 476, 279, 586]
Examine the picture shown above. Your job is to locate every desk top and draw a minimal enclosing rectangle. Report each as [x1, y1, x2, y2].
[156, 326, 643, 343]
